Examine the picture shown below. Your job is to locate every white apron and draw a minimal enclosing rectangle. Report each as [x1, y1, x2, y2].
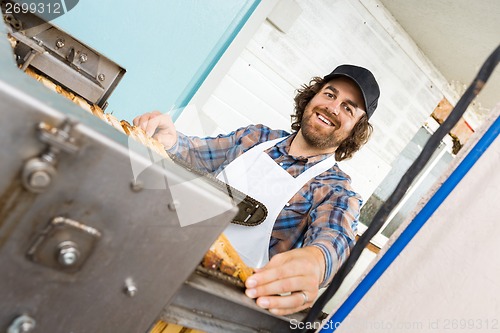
[216, 137, 336, 268]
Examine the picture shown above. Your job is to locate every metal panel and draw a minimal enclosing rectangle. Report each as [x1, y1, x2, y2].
[0, 38, 236, 333]
[3, 8, 126, 109]
[162, 273, 304, 333]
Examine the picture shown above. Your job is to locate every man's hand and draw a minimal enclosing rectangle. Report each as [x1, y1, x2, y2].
[132, 111, 177, 150]
[244, 246, 325, 315]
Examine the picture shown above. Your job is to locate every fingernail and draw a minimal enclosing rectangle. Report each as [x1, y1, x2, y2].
[257, 298, 269, 308]
[246, 288, 256, 298]
[246, 278, 257, 288]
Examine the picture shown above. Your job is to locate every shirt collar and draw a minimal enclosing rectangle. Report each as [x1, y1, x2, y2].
[272, 133, 336, 163]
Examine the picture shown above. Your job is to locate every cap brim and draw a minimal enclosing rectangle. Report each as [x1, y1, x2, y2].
[324, 73, 369, 116]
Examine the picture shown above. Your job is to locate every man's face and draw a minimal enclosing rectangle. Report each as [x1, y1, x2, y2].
[300, 77, 365, 151]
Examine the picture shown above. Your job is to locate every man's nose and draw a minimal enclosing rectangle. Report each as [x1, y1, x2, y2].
[326, 101, 341, 116]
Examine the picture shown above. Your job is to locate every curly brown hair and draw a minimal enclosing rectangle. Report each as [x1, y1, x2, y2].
[291, 77, 373, 161]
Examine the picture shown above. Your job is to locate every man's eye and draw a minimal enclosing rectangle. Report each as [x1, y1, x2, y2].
[343, 104, 353, 114]
[325, 93, 335, 99]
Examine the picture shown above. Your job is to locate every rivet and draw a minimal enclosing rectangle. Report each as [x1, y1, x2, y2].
[168, 200, 180, 211]
[130, 181, 143, 192]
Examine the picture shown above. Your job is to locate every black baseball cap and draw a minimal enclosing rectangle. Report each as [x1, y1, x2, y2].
[324, 65, 380, 119]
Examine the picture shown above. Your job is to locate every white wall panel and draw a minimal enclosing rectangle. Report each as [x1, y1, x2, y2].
[334, 108, 500, 333]
[176, 0, 454, 201]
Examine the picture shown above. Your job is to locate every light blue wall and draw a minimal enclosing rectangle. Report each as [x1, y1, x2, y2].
[53, 0, 260, 121]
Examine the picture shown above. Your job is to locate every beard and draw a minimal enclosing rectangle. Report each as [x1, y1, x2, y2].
[300, 108, 347, 150]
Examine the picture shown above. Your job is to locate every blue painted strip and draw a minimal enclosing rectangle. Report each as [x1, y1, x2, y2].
[171, 0, 262, 121]
[320, 115, 500, 332]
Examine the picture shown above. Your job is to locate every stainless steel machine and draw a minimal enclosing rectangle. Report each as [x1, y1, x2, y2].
[0, 4, 308, 333]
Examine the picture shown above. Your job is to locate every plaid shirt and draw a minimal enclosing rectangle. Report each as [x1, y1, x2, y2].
[168, 124, 360, 287]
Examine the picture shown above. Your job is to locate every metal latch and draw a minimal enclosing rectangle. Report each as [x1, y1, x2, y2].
[21, 119, 79, 193]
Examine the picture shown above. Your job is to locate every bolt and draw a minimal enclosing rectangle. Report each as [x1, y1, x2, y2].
[55, 38, 65, 49]
[19, 321, 34, 333]
[57, 242, 80, 267]
[41, 152, 56, 165]
[79, 53, 88, 63]
[168, 200, 180, 211]
[130, 180, 143, 192]
[32, 37, 43, 46]
[7, 315, 35, 333]
[124, 278, 137, 297]
[98, 73, 106, 82]
[29, 170, 51, 188]
[60, 251, 77, 266]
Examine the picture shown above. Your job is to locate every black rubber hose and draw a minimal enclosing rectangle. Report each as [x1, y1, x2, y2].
[298, 43, 500, 333]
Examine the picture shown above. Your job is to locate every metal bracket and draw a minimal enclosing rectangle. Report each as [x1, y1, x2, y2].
[21, 119, 79, 193]
[4, 9, 127, 108]
[26, 216, 101, 273]
[36, 120, 80, 154]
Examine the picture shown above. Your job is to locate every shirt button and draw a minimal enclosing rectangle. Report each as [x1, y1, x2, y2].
[285, 202, 290, 207]
[279, 162, 284, 166]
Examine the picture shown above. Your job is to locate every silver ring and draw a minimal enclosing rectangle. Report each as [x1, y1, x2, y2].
[300, 291, 308, 306]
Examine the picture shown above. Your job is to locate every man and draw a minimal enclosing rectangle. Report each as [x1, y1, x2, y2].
[134, 64, 380, 315]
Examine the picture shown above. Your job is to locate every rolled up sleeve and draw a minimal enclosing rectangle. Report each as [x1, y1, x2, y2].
[304, 192, 361, 287]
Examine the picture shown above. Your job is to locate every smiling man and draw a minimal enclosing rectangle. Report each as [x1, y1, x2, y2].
[134, 64, 380, 315]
